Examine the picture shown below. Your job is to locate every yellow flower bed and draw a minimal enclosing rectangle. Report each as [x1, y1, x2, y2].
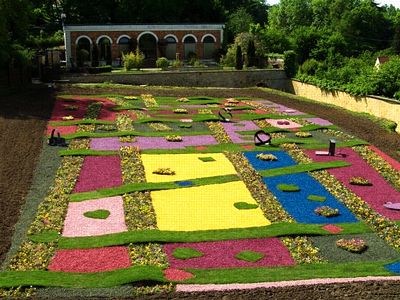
[151, 181, 271, 231]
[141, 153, 237, 183]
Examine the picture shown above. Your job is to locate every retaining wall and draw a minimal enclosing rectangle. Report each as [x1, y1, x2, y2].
[61, 69, 289, 89]
[289, 80, 400, 134]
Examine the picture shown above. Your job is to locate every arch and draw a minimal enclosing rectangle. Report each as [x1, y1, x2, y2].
[137, 31, 159, 43]
[96, 35, 113, 45]
[163, 34, 178, 43]
[138, 33, 157, 61]
[202, 35, 216, 59]
[117, 35, 131, 44]
[164, 35, 177, 60]
[201, 34, 216, 43]
[75, 35, 92, 45]
[182, 34, 198, 43]
[76, 36, 92, 67]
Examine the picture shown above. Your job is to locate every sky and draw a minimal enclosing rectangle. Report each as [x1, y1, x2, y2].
[266, 0, 400, 8]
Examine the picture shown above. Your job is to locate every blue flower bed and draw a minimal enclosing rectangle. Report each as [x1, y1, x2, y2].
[263, 173, 359, 224]
[243, 151, 296, 171]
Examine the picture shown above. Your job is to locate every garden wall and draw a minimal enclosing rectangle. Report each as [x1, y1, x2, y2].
[61, 69, 289, 89]
[289, 80, 400, 134]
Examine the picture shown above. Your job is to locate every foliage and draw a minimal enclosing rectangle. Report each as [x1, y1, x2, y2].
[283, 50, 297, 77]
[87, 66, 112, 74]
[152, 168, 176, 175]
[156, 57, 169, 70]
[256, 153, 277, 161]
[235, 45, 243, 70]
[314, 206, 340, 217]
[234, 202, 259, 210]
[246, 39, 256, 67]
[172, 247, 204, 260]
[83, 210, 110, 219]
[336, 238, 367, 253]
[277, 183, 300, 192]
[349, 176, 372, 186]
[234, 250, 264, 262]
[122, 48, 144, 71]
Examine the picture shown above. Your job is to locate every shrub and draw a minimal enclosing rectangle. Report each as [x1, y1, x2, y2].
[77, 49, 89, 67]
[87, 66, 112, 74]
[246, 39, 256, 67]
[299, 59, 321, 76]
[187, 51, 197, 65]
[122, 47, 144, 71]
[156, 57, 169, 70]
[171, 59, 183, 68]
[235, 45, 243, 70]
[284, 50, 297, 77]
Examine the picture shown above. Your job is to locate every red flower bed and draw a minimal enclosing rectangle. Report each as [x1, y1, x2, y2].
[164, 238, 295, 269]
[73, 156, 122, 193]
[48, 246, 131, 273]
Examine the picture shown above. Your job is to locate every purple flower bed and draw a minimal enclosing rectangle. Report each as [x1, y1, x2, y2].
[304, 118, 333, 126]
[164, 238, 295, 269]
[73, 156, 122, 193]
[90, 136, 218, 150]
[306, 148, 400, 220]
[221, 121, 260, 143]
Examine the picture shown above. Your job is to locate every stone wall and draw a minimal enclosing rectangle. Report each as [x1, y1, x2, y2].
[62, 69, 289, 89]
[289, 80, 400, 133]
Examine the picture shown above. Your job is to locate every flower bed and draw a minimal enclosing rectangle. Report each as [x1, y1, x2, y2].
[164, 238, 295, 269]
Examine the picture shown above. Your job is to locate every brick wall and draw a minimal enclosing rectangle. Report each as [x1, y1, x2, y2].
[71, 29, 221, 65]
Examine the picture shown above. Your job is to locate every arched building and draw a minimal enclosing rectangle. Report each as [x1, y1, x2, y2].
[63, 24, 224, 68]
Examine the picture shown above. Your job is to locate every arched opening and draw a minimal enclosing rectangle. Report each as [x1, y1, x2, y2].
[165, 36, 177, 60]
[76, 37, 92, 67]
[203, 35, 215, 59]
[118, 36, 130, 56]
[183, 35, 196, 59]
[139, 33, 157, 60]
[97, 36, 112, 65]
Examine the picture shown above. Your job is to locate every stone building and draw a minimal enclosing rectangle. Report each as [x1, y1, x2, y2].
[63, 24, 224, 68]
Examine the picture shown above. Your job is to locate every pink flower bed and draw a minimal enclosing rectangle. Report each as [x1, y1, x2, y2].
[46, 125, 77, 136]
[49, 99, 87, 121]
[62, 196, 127, 237]
[176, 276, 400, 292]
[306, 148, 400, 220]
[73, 156, 122, 193]
[164, 238, 295, 269]
[265, 119, 302, 129]
[97, 102, 118, 121]
[48, 246, 131, 273]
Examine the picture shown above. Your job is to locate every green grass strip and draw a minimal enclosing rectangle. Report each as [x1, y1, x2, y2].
[299, 124, 340, 131]
[0, 266, 166, 288]
[235, 113, 315, 121]
[184, 261, 394, 284]
[141, 143, 282, 154]
[69, 174, 240, 202]
[301, 140, 369, 149]
[30, 222, 371, 249]
[237, 128, 291, 135]
[61, 130, 211, 140]
[59, 149, 118, 156]
[49, 120, 114, 126]
[111, 106, 148, 111]
[258, 161, 351, 177]
[83, 209, 110, 219]
[277, 184, 301, 192]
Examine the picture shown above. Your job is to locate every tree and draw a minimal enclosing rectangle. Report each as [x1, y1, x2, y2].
[235, 45, 243, 70]
[254, 26, 291, 54]
[269, 0, 313, 33]
[290, 26, 322, 64]
[226, 7, 254, 42]
[284, 50, 297, 77]
[246, 39, 256, 67]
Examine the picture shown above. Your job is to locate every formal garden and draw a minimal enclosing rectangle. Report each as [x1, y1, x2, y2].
[0, 91, 399, 298]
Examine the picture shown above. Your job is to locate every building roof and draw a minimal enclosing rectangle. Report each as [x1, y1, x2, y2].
[376, 56, 390, 64]
[63, 24, 225, 32]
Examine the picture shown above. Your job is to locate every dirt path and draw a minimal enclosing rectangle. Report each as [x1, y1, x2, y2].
[0, 86, 54, 264]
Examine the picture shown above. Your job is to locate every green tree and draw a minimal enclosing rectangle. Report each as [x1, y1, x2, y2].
[226, 7, 254, 41]
[246, 39, 256, 67]
[269, 0, 313, 33]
